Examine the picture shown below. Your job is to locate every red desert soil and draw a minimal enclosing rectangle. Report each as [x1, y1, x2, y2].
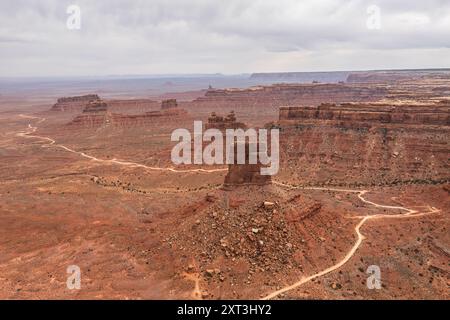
[0, 77, 448, 299]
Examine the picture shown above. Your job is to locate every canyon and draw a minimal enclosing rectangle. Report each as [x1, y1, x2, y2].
[0, 71, 448, 300]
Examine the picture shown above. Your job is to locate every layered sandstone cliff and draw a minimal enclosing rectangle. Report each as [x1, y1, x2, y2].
[106, 99, 160, 114]
[68, 100, 109, 127]
[109, 108, 187, 127]
[68, 99, 187, 128]
[193, 83, 388, 109]
[276, 101, 450, 186]
[51, 95, 160, 114]
[279, 102, 450, 126]
[161, 99, 178, 110]
[182, 83, 390, 126]
[346, 70, 450, 84]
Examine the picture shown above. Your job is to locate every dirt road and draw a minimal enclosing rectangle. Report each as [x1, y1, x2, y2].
[262, 181, 440, 300]
[17, 115, 227, 174]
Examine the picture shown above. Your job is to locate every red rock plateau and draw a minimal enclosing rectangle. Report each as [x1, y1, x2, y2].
[276, 101, 450, 187]
[192, 83, 387, 109]
[346, 70, 450, 84]
[279, 101, 450, 126]
[50, 94, 100, 112]
[51, 94, 160, 114]
[0, 73, 448, 300]
[69, 98, 188, 129]
[160, 83, 389, 128]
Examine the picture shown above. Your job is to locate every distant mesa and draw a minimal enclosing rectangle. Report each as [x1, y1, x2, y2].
[249, 69, 450, 84]
[194, 83, 388, 108]
[346, 72, 418, 84]
[346, 70, 450, 84]
[249, 71, 350, 82]
[50, 94, 160, 114]
[68, 97, 187, 128]
[50, 94, 99, 112]
[56, 94, 100, 104]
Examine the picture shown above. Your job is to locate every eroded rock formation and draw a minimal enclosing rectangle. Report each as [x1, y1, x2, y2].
[50, 94, 100, 112]
[83, 100, 108, 113]
[205, 111, 246, 130]
[109, 108, 187, 127]
[194, 83, 388, 108]
[223, 142, 272, 189]
[276, 101, 450, 186]
[69, 100, 109, 127]
[279, 102, 450, 126]
[106, 99, 160, 114]
[68, 98, 187, 128]
[161, 99, 178, 110]
[51, 95, 160, 114]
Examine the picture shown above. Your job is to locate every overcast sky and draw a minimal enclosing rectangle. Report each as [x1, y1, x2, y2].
[1, 0, 450, 77]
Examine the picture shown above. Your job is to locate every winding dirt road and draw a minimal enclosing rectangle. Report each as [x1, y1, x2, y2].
[261, 181, 440, 300]
[17, 115, 227, 174]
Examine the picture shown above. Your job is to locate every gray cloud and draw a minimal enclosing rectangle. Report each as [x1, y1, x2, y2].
[1, 0, 449, 76]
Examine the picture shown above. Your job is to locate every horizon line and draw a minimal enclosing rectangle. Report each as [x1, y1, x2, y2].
[1, 67, 450, 81]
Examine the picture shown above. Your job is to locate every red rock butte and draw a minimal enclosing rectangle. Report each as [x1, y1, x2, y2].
[203, 111, 272, 189]
[205, 111, 246, 130]
[223, 141, 272, 190]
